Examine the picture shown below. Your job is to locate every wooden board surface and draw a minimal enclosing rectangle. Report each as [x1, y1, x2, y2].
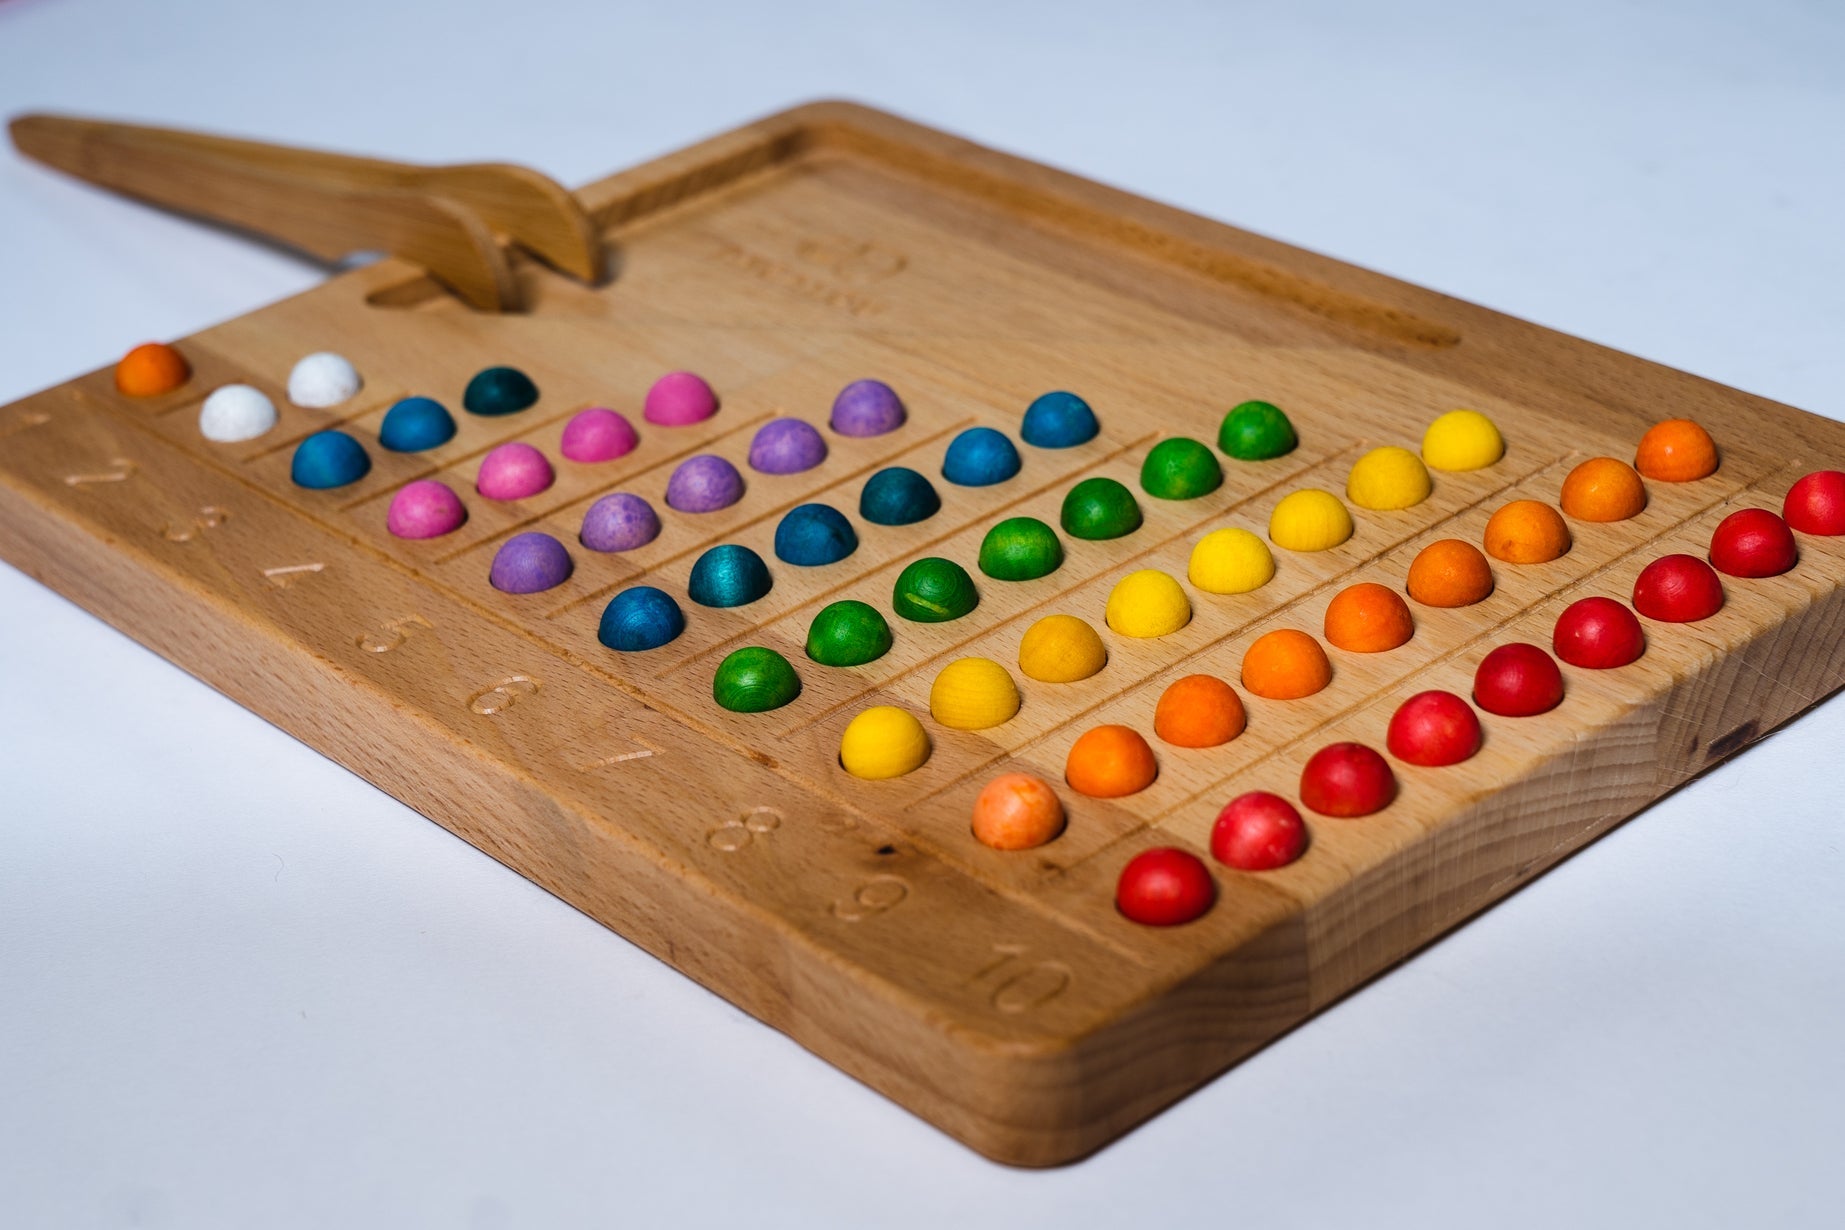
[3, 101, 1843, 1166]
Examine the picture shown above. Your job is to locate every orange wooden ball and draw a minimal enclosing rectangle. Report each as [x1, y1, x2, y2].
[971, 772, 1066, 850]
[1560, 457, 1647, 521]
[1483, 499, 1572, 564]
[1635, 419, 1718, 482]
[1240, 629, 1333, 700]
[1153, 674, 1246, 748]
[1065, 725, 1158, 798]
[1406, 538, 1494, 607]
[1323, 582, 1415, 653]
[114, 342, 191, 397]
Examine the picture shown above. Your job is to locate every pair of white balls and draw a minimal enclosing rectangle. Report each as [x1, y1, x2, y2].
[198, 351, 361, 443]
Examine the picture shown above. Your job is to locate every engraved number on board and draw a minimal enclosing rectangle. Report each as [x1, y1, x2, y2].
[261, 562, 325, 587]
[708, 806, 781, 852]
[831, 874, 909, 922]
[161, 505, 230, 543]
[0, 409, 49, 440]
[468, 675, 540, 715]
[794, 237, 908, 283]
[967, 944, 1073, 1015]
[63, 457, 137, 486]
[358, 614, 434, 654]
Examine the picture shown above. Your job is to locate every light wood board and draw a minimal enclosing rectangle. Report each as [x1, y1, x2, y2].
[3, 102, 1843, 1166]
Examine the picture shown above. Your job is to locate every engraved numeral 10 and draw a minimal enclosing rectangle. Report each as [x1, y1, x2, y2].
[968, 944, 1072, 1015]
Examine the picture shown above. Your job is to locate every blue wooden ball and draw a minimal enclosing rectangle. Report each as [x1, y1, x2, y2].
[1021, 391, 1099, 448]
[942, 426, 1021, 487]
[687, 544, 773, 608]
[859, 467, 940, 526]
[290, 430, 371, 489]
[598, 586, 685, 652]
[379, 396, 457, 452]
[774, 503, 858, 566]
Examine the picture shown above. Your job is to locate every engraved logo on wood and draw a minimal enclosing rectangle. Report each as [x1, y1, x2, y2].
[968, 944, 1073, 1015]
[468, 675, 540, 715]
[357, 614, 433, 654]
[63, 458, 137, 486]
[831, 873, 909, 922]
[162, 505, 230, 543]
[708, 806, 782, 852]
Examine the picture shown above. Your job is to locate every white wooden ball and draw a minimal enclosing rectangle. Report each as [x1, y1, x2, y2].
[287, 351, 362, 408]
[198, 384, 278, 443]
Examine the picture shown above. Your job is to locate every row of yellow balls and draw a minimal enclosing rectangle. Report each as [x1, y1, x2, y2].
[838, 411, 1508, 780]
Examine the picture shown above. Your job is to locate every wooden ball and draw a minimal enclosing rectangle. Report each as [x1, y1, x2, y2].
[1346, 446, 1432, 511]
[1635, 419, 1718, 482]
[840, 706, 931, 779]
[1783, 470, 1845, 535]
[1210, 792, 1306, 870]
[892, 557, 979, 622]
[1553, 596, 1645, 669]
[1709, 508, 1796, 578]
[1386, 690, 1482, 766]
[1473, 643, 1564, 717]
[1116, 848, 1215, 926]
[1632, 554, 1724, 622]
[114, 342, 190, 396]
[1153, 675, 1246, 748]
[971, 773, 1065, 850]
[1188, 527, 1275, 595]
[712, 647, 802, 713]
[1299, 742, 1396, 817]
[929, 658, 1021, 730]
[1268, 489, 1353, 552]
[1018, 614, 1108, 683]
[1066, 725, 1158, 798]
[1323, 582, 1414, 653]
[1421, 409, 1504, 471]
[1105, 569, 1192, 638]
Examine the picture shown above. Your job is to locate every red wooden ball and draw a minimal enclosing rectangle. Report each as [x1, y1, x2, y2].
[1552, 596, 1645, 669]
[1632, 553, 1724, 622]
[1210, 792, 1307, 870]
[1386, 690, 1483, 766]
[1116, 847, 1216, 926]
[1709, 508, 1797, 578]
[1473, 642, 1564, 717]
[1299, 742, 1396, 817]
[1783, 470, 1845, 535]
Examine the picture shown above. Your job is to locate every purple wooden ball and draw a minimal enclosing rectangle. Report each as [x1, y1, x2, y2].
[489, 531, 573, 594]
[748, 417, 828, 475]
[666, 454, 744, 512]
[581, 492, 662, 552]
[830, 379, 906, 437]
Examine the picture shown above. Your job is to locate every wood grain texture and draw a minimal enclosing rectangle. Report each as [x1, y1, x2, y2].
[3, 101, 1843, 1166]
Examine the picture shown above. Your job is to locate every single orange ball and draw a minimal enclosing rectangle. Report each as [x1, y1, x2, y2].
[1065, 725, 1158, 798]
[1324, 582, 1415, 653]
[1407, 538, 1494, 607]
[1241, 628, 1333, 700]
[1635, 419, 1718, 482]
[1153, 674, 1247, 748]
[1484, 499, 1572, 564]
[1560, 457, 1647, 521]
[113, 342, 192, 397]
[971, 772, 1066, 850]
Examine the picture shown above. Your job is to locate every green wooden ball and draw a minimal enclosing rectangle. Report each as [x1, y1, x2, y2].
[1060, 476, 1143, 540]
[806, 600, 894, 666]
[978, 516, 1064, 581]
[712, 646, 802, 712]
[1218, 400, 1298, 460]
[1140, 437, 1223, 500]
[892, 557, 979, 623]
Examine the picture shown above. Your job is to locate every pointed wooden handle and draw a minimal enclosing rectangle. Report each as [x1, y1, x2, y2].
[9, 114, 604, 309]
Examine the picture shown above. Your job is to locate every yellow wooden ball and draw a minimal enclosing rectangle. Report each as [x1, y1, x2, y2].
[929, 657, 1021, 730]
[1268, 488, 1354, 552]
[1347, 446, 1433, 511]
[839, 705, 931, 779]
[1188, 527, 1275, 594]
[1018, 614, 1108, 683]
[1422, 409, 1505, 472]
[1105, 569, 1192, 638]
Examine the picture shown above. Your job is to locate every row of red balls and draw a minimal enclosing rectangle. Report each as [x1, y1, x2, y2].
[1114, 470, 1845, 928]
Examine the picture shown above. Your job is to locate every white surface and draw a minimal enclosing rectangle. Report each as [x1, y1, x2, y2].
[3, 0, 1843, 1225]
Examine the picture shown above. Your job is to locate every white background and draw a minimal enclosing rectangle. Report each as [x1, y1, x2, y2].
[3, 1, 1843, 1225]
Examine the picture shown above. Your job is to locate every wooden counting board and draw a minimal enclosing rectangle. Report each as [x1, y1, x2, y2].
[5, 101, 1845, 1167]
